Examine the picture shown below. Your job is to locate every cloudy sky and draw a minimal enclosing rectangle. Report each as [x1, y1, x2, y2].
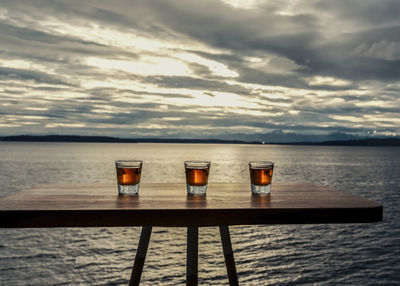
[0, 0, 399, 141]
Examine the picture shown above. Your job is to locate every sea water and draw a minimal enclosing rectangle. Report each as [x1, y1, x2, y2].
[0, 142, 399, 285]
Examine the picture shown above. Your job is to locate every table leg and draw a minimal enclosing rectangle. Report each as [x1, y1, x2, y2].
[219, 226, 239, 286]
[186, 226, 198, 286]
[129, 226, 152, 286]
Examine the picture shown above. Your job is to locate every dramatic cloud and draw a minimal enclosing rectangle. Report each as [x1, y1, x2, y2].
[0, 0, 399, 140]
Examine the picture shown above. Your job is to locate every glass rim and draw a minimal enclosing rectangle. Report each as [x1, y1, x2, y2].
[115, 160, 143, 165]
[249, 161, 274, 167]
[184, 160, 211, 167]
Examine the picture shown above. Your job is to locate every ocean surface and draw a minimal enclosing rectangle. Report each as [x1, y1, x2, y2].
[0, 142, 398, 285]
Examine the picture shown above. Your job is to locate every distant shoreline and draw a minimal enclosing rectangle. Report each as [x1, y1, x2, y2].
[0, 135, 259, 145]
[1, 135, 399, 146]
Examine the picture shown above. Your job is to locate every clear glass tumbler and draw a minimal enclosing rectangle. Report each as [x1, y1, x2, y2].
[249, 161, 274, 195]
[184, 161, 211, 195]
[115, 160, 143, 195]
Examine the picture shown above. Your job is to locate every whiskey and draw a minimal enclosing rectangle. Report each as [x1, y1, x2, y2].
[184, 160, 211, 195]
[250, 167, 273, 186]
[115, 160, 143, 195]
[249, 161, 274, 195]
[116, 167, 141, 185]
[185, 167, 209, 186]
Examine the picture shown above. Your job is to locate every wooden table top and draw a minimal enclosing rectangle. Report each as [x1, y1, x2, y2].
[0, 183, 382, 227]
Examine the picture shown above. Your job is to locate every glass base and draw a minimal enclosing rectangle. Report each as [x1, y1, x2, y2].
[187, 184, 207, 195]
[118, 183, 140, 195]
[251, 184, 271, 195]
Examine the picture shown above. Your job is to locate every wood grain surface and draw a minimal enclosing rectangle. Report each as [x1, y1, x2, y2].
[0, 183, 382, 227]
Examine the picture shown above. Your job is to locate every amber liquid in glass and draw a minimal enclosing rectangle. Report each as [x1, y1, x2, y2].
[250, 167, 273, 186]
[185, 167, 209, 186]
[116, 167, 141, 185]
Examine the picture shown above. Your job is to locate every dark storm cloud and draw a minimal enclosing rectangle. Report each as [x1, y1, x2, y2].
[138, 0, 400, 83]
[0, 23, 103, 50]
[299, 28, 400, 81]
[316, 0, 400, 24]
[0, 67, 70, 85]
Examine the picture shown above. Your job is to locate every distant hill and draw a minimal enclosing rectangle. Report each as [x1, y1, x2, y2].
[1, 135, 399, 146]
[219, 130, 362, 143]
[270, 137, 399, 146]
[312, 137, 400, 146]
[0, 135, 138, 143]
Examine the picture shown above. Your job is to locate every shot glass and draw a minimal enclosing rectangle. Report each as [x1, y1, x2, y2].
[184, 161, 211, 195]
[115, 160, 143, 195]
[249, 161, 274, 195]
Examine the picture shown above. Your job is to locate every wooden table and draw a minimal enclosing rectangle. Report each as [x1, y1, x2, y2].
[0, 183, 382, 285]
